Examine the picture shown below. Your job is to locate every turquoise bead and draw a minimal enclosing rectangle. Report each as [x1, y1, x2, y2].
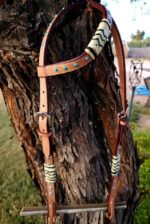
[85, 56, 90, 61]
[74, 63, 78, 67]
[54, 67, 58, 72]
[63, 66, 67, 71]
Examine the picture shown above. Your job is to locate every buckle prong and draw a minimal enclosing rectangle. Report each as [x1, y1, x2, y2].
[34, 112, 51, 119]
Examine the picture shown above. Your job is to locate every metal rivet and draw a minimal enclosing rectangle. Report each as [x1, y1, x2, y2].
[85, 56, 90, 61]
[74, 63, 78, 67]
[63, 66, 67, 71]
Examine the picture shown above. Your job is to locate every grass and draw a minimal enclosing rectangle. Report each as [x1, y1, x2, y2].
[130, 103, 150, 224]
[0, 97, 44, 224]
[133, 127, 150, 224]
[132, 130, 150, 160]
[134, 158, 150, 224]
[130, 103, 141, 123]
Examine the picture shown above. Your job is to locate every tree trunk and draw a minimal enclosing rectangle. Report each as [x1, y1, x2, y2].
[0, 1, 139, 223]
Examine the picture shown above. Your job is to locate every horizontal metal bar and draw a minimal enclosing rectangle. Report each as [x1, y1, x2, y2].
[20, 202, 126, 216]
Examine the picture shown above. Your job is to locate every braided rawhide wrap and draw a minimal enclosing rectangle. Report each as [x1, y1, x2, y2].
[111, 154, 121, 176]
[44, 164, 57, 184]
[85, 18, 111, 59]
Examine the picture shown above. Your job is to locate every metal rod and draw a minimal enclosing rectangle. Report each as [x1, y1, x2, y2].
[128, 86, 136, 121]
[100, 211, 104, 224]
[20, 202, 126, 216]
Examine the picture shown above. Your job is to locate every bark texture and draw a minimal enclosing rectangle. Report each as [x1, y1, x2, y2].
[0, 0, 139, 223]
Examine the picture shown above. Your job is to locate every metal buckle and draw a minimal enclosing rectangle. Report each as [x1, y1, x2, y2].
[118, 111, 127, 120]
[117, 111, 128, 127]
[34, 112, 52, 128]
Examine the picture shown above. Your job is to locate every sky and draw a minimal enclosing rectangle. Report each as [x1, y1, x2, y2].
[101, 0, 150, 41]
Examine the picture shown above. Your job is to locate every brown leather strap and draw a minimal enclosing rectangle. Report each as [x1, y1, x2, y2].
[106, 111, 127, 220]
[38, 52, 92, 77]
[106, 176, 118, 222]
[38, 15, 57, 224]
[106, 23, 127, 220]
[112, 20, 127, 112]
[39, 78, 56, 224]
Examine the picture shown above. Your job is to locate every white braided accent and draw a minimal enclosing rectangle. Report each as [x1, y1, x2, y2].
[85, 18, 111, 59]
[111, 154, 120, 176]
[44, 163, 57, 184]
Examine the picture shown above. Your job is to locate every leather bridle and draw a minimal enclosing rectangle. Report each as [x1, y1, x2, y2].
[36, 0, 127, 223]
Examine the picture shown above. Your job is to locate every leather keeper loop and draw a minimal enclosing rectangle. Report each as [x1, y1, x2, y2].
[38, 130, 52, 138]
[37, 66, 46, 77]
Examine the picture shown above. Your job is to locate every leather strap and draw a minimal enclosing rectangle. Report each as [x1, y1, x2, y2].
[37, 8, 126, 112]
[39, 78, 56, 224]
[106, 21, 127, 218]
[106, 111, 127, 221]
[37, 1, 127, 223]
[38, 52, 93, 77]
[37, 0, 107, 78]
[112, 20, 127, 111]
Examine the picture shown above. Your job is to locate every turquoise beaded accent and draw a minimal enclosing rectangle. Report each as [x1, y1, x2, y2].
[63, 66, 67, 71]
[85, 56, 90, 61]
[54, 67, 58, 72]
[74, 63, 78, 67]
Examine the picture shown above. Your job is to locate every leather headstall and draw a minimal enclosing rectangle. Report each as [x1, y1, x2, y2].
[36, 0, 127, 223]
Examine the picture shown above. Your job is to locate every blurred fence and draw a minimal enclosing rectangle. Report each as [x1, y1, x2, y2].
[128, 47, 150, 59]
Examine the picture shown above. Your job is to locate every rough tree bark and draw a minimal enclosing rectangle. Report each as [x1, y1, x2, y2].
[0, 0, 139, 223]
